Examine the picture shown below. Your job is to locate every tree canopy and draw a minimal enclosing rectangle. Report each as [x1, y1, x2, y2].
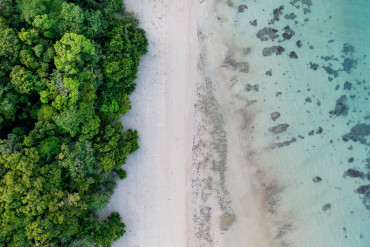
[0, 0, 148, 246]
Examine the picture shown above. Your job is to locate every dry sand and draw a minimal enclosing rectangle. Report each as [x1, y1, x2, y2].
[101, 1, 276, 246]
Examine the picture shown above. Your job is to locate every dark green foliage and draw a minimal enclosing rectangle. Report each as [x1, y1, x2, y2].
[0, 1, 147, 246]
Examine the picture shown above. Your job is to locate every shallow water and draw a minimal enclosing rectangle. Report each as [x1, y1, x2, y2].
[198, 0, 370, 246]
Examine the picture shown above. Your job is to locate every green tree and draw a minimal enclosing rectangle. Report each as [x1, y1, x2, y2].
[0, 17, 20, 78]
[10, 65, 38, 94]
[54, 33, 95, 75]
[0, 1, 147, 246]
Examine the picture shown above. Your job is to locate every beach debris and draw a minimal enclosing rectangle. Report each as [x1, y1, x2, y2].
[250, 19, 257, 26]
[269, 124, 289, 134]
[238, 4, 247, 13]
[344, 169, 364, 179]
[305, 97, 312, 103]
[329, 95, 349, 116]
[269, 5, 284, 24]
[322, 203, 331, 211]
[256, 27, 279, 41]
[309, 62, 319, 70]
[316, 127, 323, 134]
[342, 123, 370, 145]
[289, 51, 298, 58]
[219, 212, 236, 231]
[308, 130, 314, 136]
[271, 112, 281, 121]
[262, 46, 285, 56]
[313, 177, 322, 183]
[348, 157, 354, 163]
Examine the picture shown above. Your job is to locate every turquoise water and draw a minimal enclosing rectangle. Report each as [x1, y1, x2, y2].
[203, 0, 369, 246]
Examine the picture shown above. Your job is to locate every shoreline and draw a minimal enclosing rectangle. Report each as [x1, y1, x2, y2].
[104, 0, 278, 246]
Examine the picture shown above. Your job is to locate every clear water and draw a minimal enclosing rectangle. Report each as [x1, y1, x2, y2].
[197, 0, 370, 246]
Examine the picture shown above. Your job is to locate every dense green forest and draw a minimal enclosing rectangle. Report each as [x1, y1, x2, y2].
[0, 0, 148, 246]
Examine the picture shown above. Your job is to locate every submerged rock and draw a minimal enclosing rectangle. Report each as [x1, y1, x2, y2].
[309, 62, 319, 70]
[342, 44, 355, 55]
[284, 13, 297, 20]
[269, 124, 289, 134]
[269, 5, 284, 24]
[329, 95, 349, 116]
[223, 56, 249, 73]
[342, 123, 370, 145]
[282, 25, 295, 41]
[355, 185, 370, 210]
[342, 58, 357, 73]
[256, 27, 279, 41]
[296, 40, 302, 48]
[238, 4, 248, 13]
[271, 112, 281, 121]
[219, 212, 236, 231]
[344, 169, 365, 179]
[323, 66, 339, 78]
[262, 46, 285, 56]
[343, 81, 352, 91]
[273, 137, 297, 148]
[313, 176, 322, 183]
[250, 19, 257, 26]
[289, 51, 298, 58]
[245, 84, 259, 92]
[265, 69, 272, 76]
[322, 203, 331, 211]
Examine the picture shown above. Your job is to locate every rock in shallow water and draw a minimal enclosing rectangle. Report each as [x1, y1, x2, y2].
[269, 124, 289, 134]
[344, 169, 364, 179]
[322, 203, 331, 211]
[329, 95, 349, 116]
[271, 112, 281, 121]
[342, 123, 370, 145]
[262, 46, 285, 56]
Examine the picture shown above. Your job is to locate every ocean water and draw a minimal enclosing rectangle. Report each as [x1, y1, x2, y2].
[194, 0, 370, 246]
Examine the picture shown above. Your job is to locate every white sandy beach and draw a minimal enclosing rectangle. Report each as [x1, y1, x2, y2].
[102, 0, 199, 246]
